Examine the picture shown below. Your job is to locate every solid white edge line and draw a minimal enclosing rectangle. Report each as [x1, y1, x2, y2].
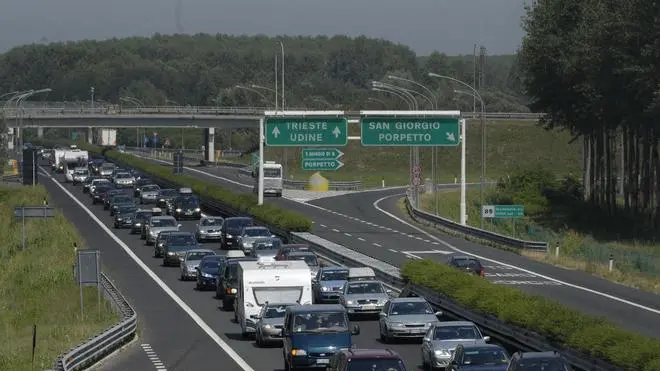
[39, 167, 257, 371]
[372, 193, 660, 315]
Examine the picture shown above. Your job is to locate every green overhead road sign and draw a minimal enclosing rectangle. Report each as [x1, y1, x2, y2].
[265, 117, 348, 146]
[360, 117, 460, 146]
[301, 148, 344, 160]
[302, 159, 344, 171]
[482, 205, 524, 218]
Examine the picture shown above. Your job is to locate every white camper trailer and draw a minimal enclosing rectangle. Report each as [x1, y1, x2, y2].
[235, 259, 311, 335]
[253, 161, 283, 197]
[62, 148, 89, 182]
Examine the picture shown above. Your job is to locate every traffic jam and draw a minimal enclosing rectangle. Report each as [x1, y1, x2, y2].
[45, 148, 572, 371]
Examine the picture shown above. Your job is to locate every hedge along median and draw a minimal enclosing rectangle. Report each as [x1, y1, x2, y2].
[0, 185, 117, 371]
[402, 260, 660, 371]
[35, 139, 312, 232]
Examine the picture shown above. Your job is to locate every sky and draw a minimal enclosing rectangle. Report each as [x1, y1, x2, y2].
[0, 0, 527, 56]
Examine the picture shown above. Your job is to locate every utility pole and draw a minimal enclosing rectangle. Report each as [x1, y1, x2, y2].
[478, 45, 487, 229]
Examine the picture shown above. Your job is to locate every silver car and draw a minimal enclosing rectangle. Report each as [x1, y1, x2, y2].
[378, 297, 442, 342]
[145, 216, 181, 245]
[339, 280, 391, 316]
[180, 249, 216, 281]
[195, 216, 224, 242]
[237, 226, 273, 254]
[254, 302, 296, 347]
[113, 172, 136, 187]
[139, 184, 161, 204]
[251, 237, 282, 259]
[420, 321, 490, 370]
[285, 251, 320, 278]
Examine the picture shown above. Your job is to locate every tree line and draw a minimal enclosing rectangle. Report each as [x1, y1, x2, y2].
[0, 34, 528, 112]
[519, 0, 660, 234]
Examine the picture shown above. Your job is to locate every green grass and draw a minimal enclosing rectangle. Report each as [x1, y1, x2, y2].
[0, 186, 117, 371]
[260, 119, 581, 187]
[418, 189, 660, 294]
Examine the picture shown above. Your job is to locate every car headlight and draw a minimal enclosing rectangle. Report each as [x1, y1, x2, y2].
[242, 241, 253, 247]
[150, 231, 157, 236]
[263, 324, 272, 329]
[199, 230, 206, 234]
[426, 322, 434, 327]
[134, 223, 141, 227]
[116, 218, 122, 221]
[201, 272, 212, 278]
[390, 322, 405, 327]
[291, 349, 307, 356]
[321, 286, 329, 292]
[230, 288, 237, 294]
[195, 208, 201, 212]
[346, 300, 354, 305]
[158, 199, 164, 202]
[167, 251, 174, 255]
[175, 208, 182, 213]
[226, 234, 233, 239]
[434, 349, 450, 357]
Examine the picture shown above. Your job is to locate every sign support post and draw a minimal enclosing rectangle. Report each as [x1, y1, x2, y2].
[460, 118, 467, 225]
[258, 117, 264, 206]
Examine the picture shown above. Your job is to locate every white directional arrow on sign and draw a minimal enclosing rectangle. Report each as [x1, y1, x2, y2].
[272, 126, 281, 138]
[336, 160, 344, 170]
[332, 126, 341, 138]
[446, 132, 456, 142]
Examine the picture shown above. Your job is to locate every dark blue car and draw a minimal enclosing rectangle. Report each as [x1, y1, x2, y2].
[196, 255, 225, 291]
[282, 304, 360, 370]
[447, 344, 510, 371]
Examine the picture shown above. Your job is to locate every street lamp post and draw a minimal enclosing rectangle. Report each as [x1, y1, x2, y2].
[428, 72, 486, 227]
[367, 97, 387, 108]
[235, 85, 273, 106]
[15, 89, 52, 160]
[279, 41, 285, 110]
[120, 97, 144, 147]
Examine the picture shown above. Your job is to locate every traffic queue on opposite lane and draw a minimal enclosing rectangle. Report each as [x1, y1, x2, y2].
[53, 153, 574, 371]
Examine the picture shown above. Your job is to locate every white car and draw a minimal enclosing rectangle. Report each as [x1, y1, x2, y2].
[113, 172, 136, 188]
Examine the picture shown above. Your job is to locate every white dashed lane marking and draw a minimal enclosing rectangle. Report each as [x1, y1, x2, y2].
[141, 344, 168, 371]
[357, 237, 366, 241]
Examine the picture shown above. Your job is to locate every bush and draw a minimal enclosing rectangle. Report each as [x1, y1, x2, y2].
[402, 260, 660, 370]
[34, 139, 312, 232]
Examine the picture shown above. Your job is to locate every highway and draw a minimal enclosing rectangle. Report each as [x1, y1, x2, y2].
[137, 156, 660, 339]
[37, 166, 428, 371]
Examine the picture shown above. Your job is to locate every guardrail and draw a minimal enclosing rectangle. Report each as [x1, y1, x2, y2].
[235, 166, 363, 191]
[2, 106, 545, 120]
[404, 193, 548, 251]
[52, 273, 137, 371]
[104, 152, 614, 371]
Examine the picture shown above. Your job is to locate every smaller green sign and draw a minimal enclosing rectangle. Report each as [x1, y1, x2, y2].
[301, 148, 343, 161]
[302, 159, 344, 171]
[482, 205, 524, 218]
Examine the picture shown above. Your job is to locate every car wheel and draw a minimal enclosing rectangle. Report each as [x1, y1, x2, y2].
[255, 332, 262, 347]
[222, 298, 232, 311]
[380, 329, 389, 343]
[180, 273, 185, 281]
[196, 281, 201, 291]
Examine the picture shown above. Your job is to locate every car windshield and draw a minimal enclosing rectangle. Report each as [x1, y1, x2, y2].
[292, 311, 348, 333]
[101, 165, 115, 170]
[347, 359, 405, 371]
[113, 197, 133, 203]
[518, 359, 570, 371]
[255, 239, 282, 250]
[116, 173, 131, 178]
[135, 212, 151, 219]
[264, 305, 291, 318]
[288, 255, 318, 267]
[168, 235, 195, 245]
[202, 261, 220, 270]
[346, 282, 383, 295]
[244, 228, 270, 237]
[433, 325, 479, 340]
[201, 218, 222, 226]
[321, 270, 349, 281]
[227, 219, 252, 228]
[263, 168, 281, 178]
[460, 348, 509, 367]
[187, 252, 212, 261]
[152, 219, 176, 227]
[93, 179, 109, 184]
[142, 185, 159, 192]
[181, 199, 199, 207]
[159, 189, 178, 197]
[118, 207, 136, 214]
[390, 301, 434, 315]
[453, 258, 481, 268]
[74, 169, 88, 175]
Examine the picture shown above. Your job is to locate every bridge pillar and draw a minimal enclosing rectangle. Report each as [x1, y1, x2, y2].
[88, 127, 93, 144]
[37, 127, 44, 138]
[204, 127, 215, 163]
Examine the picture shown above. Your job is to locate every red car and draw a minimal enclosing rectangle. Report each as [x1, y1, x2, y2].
[327, 349, 406, 371]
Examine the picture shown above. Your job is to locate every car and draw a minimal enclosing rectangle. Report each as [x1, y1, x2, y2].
[378, 297, 442, 343]
[421, 321, 491, 371]
[89, 159, 104, 175]
[81, 176, 99, 193]
[133, 178, 154, 197]
[109, 195, 136, 216]
[237, 226, 273, 254]
[98, 163, 116, 178]
[282, 304, 360, 370]
[195, 255, 226, 291]
[113, 172, 136, 188]
[153, 230, 177, 258]
[275, 244, 311, 261]
[283, 251, 320, 278]
[505, 351, 572, 371]
[130, 208, 162, 234]
[102, 189, 127, 209]
[339, 280, 391, 317]
[113, 206, 138, 228]
[254, 302, 296, 347]
[155, 188, 179, 209]
[171, 196, 202, 220]
[138, 184, 161, 204]
[446, 255, 485, 277]
[251, 237, 283, 259]
[88, 178, 111, 195]
[161, 232, 199, 266]
[195, 216, 224, 242]
[327, 349, 406, 371]
[312, 267, 349, 303]
[180, 249, 216, 281]
[145, 216, 181, 245]
[71, 167, 89, 185]
[216, 257, 258, 310]
[447, 344, 510, 371]
[221, 217, 254, 249]
[91, 184, 113, 204]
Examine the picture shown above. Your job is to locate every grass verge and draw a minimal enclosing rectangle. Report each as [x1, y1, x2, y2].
[415, 189, 660, 294]
[0, 186, 118, 371]
[260, 119, 581, 187]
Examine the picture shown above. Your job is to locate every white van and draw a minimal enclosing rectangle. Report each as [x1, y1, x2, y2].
[253, 161, 283, 197]
[347, 267, 376, 281]
[235, 259, 311, 336]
